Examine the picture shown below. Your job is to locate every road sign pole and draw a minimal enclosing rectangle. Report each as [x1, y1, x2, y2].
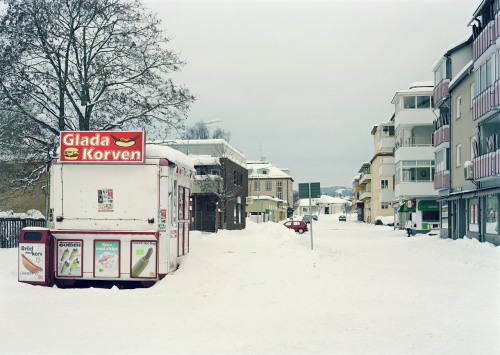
[309, 184, 313, 250]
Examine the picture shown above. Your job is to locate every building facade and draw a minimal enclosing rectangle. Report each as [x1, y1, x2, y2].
[159, 139, 248, 232]
[370, 120, 396, 221]
[247, 158, 294, 219]
[392, 82, 439, 234]
[432, 36, 474, 238]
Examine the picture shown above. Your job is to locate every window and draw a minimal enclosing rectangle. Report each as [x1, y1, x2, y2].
[277, 192, 282, 199]
[456, 96, 462, 119]
[234, 203, 242, 224]
[277, 181, 282, 188]
[266, 181, 272, 191]
[485, 196, 499, 235]
[417, 96, 430, 108]
[470, 83, 474, 108]
[403, 96, 416, 109]
[381, 179, 389, 189]
[471, 136, 477, 159]
[207, 203, 216, 212]
[441, 202, 448, 228]
[381, 202, 390, 209]
[468, 198, 479, 232]
[456, 144, 462, 167]
[254, 181, 260, 191]
[398, 160, 435, 183]
[486, 58, 492, 88]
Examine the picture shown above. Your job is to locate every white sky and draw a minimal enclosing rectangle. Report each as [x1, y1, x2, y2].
[145, 0, 478, 188]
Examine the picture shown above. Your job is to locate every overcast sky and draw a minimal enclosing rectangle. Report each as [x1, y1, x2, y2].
[145, 0, 477, 188]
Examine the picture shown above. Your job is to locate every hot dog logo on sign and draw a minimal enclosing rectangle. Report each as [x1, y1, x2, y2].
[60, 131, 145, 163]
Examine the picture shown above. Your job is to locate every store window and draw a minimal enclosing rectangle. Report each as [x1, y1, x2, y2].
[485, 195, 499, 234]
[441, 202, 448, 228]
[469, 198, 479, 232]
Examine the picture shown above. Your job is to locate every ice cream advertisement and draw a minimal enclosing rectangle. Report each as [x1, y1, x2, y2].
[18, 243, 45, 282]
[57, 240, 82, 277]
[131, 241, 157, 278]
[94, 240, 120, 278]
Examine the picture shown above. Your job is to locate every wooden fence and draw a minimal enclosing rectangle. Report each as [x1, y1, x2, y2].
[0, 218, 46, 248]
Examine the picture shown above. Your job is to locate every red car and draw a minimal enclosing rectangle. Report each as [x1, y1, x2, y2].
[283, 220, 308, 234]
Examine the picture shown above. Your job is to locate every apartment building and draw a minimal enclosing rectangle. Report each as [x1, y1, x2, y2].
[247, 158, 294, 220]
[392, 82, 439, 234]
[370, 120, 396, 221]
[432, 36, 473, 238]
[158, 139, 248, 232]
[467, 0, 500, 244]
[357, 162, 372, 223]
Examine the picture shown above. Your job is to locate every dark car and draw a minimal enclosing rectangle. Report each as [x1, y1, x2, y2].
[284, 220, 308, 234]
[302, 215, 318, 223]
[338, 215, 346, 222]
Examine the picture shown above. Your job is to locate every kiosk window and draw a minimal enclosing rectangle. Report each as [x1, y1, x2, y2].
[24, 232, 42, 241]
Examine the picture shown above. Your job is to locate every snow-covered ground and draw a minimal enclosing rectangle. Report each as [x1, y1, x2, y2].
[1, 214, 498, 354]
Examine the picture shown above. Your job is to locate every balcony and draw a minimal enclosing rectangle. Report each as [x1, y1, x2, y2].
[379, 158, 395, 176]
[395, 182, 438, 199]
[474, 149, 500, 180]
[434, 171, 450, 189]
[359, 190, 372, 201]
[360, 173, 372, 185]
[433, 80, 450, 107]
[473, 84, 499, 122]
[433, 125, 450, 148]
[379, 190, 395, 203]
[378, 136, 395, 152]
[473, 20, 496, 61]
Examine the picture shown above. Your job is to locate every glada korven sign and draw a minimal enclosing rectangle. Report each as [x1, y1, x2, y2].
[60, 131, 145, 163]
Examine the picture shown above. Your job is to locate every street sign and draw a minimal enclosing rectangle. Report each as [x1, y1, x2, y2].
[299, 182, 321, 199]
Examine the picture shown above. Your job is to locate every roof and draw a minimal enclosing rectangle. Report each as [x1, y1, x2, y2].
[145, 144, 195, 170]
[431, 35, 473, 71]
[248, 161, 293, 180]
[298, 195, 350, 207]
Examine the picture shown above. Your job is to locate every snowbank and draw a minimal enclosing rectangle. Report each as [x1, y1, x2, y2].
[0, 209, 44, 219]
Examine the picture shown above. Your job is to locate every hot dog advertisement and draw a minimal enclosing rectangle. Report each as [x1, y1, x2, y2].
[60, 131, 145, 163]
[18, 244, 45, 282]
[94, 241, 120, 278]
[57, 240, 82, 277]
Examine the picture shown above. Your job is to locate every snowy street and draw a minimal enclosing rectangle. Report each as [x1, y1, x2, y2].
[1, 215, 498, 354]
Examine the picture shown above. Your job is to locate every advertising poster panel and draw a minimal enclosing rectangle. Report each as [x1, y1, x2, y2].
[18, 244, 45, 282]
[94, 240, 120, 278]
[57, 240, 83, 277]
[130, 241, 157, 278]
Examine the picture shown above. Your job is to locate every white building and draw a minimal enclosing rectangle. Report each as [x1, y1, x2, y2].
[392, 82, 439, 233]
[295, 195, 350, 216]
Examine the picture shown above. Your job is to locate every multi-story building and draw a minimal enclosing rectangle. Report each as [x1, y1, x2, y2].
[351, 174, 364, 221]
[432, 36, 473, 238]
[466, 0, 500, 244]
[247, 158, 294, 220]
[357, 162, 372, 223]
[392, 82, 439, 234]
[157, 139, 248, 232]
[370, 120, 395, 221]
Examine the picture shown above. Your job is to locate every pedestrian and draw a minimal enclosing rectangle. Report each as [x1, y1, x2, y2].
[405, 218, 412, 237]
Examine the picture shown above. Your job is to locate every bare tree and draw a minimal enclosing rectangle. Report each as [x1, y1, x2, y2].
[183, 120, 230, 142]
[0, 0, 195, 190]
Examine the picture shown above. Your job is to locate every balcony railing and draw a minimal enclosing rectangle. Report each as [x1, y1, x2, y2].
[433, 171, 450, 189]
[360, 173, 372, 185]
[473, 20, 496, 61]
[433, 125, 450, 147]
[359, 190, 372, 201]
[433, 80, 450, 106]
[472, 84, 499, 121]
[395, 138, 433, 150]
[474, 149, 500, 180]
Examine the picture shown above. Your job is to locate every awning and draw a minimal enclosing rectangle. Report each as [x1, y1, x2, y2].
[352, 186, 363, 193]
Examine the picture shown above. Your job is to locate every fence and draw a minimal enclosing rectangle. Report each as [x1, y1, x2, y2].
[0, 218, 46, 248]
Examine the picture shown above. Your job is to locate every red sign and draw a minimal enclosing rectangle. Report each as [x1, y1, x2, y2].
[60, 131, 145, 163]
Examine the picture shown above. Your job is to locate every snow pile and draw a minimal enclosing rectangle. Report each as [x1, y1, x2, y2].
[0, 209, 44, 219]
[374, 215, 394, 225]
[0, 215, 498, 354]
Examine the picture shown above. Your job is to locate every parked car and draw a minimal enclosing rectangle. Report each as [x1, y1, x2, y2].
[338, 215, 346, 222]
[302, 215, 318, 223]
[284, 220, 308, 234]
